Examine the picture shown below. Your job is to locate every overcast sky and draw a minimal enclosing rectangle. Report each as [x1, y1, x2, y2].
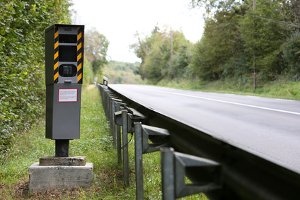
[70, 0, 204, 63]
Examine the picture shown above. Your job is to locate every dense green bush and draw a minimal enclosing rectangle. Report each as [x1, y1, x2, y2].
[281, 31, 300, 80]
[0, 0, 71, 154]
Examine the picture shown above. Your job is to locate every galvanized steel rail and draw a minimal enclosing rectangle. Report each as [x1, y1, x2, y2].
[98, 82, 300, 200]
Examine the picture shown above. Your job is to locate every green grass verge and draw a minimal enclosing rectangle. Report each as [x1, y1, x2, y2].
[157, 78, 300, 100]
[0, 85, 206, 199]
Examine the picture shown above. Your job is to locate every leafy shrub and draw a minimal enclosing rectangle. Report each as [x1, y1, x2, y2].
[0, 0, 71, 154]
[281, 32, 300, 80]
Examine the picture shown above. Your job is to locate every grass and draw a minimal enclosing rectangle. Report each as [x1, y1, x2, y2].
[157, 78, 300, 100]
[0, 85, 206, 199]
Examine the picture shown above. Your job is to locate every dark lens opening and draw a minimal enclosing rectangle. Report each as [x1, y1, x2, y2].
[59, 65, 77, 77]
[59, 34, 77, 43]
[59, 45, 77, 62]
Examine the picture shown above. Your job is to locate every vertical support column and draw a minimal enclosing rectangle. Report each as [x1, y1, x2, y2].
[111, 100, 116, 148]
[109, 96, 113, 134]
[134, 122, 144, 200]
[122, 110, 129, 186]
[117, 125, 122, 163]
[55, 140, 69, 157]
[115, 103, 122, 164]
[161, 148, 175, 200]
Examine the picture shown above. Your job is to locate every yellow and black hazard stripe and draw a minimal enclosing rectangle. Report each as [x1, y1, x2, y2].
[53, 27, 59, 83]
[77, 28, 84, 84]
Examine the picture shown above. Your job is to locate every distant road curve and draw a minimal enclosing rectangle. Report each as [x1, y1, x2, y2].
[109, 84, 300, 174]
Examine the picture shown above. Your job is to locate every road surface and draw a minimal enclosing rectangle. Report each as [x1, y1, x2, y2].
[109, 84, 300, 174]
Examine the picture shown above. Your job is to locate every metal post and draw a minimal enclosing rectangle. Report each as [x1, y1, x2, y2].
[161, 148, 175, 200]
[55, 140, 69, 157]
[111, 100, 116, 148]
[117, 124, 122, 163]
[134, 122, 144, 200]
[122, 110, 129, 186]
[109, 96, 113, 134]
[105, 92, 109, 118]
[115, 103, 122, 164]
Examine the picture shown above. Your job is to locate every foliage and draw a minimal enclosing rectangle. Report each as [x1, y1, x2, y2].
[191, 9, 247, 80]
[239, 0, 290, 79]
[191, 0, 243, 18]
[190, 0, 300, 85]
[0, 0, 71, 154]
[281, 31, 300, 80]
[83, 60, 94, 85]
[132, 28, 192, 82]
[85, 28, 109, 75]
[132, 1, 300, 90]
[158, 77, 300, 100]
[102, 61, 144, 84]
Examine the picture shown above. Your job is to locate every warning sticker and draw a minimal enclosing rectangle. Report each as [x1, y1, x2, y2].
[58, 89, 78, 102]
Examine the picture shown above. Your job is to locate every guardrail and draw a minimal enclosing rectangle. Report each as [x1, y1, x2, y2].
[98, 82, 300, 200]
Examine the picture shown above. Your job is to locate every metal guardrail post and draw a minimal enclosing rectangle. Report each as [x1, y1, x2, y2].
[134, 124, 170, 200]
[161, 147, 175, 200]
[114, 102, 124, 164]
[134, 122, 143, 200]
[104, 89, 109, 118]
[111, 99, 123, 149]
[103, 76, 108, 86]
[160, 148, 221, 199]
[110, 98, 116, 148]
[122, 109, 130, 187]
[108, 95, 112, 132]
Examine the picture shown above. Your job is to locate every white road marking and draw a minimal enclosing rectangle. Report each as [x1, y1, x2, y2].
[164, 92, 300, 116]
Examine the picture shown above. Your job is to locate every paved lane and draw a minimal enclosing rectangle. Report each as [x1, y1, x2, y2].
[109, 84, 300, 174]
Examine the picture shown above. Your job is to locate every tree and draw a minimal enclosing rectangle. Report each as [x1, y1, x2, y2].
[239, 0, 290, 79]
[281, 31, 300, 80]
[132, 28, 192, 82]
[191, 6, 247, 80]
[85, 28, 109, 74]
[191, 0, 243, 18]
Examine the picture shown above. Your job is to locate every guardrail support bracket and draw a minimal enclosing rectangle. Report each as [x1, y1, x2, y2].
[161, 148, 222, 200]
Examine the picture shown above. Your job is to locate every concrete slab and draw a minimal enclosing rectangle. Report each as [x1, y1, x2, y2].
[39, 156, 86, 166]
[29, 162, 93, 193]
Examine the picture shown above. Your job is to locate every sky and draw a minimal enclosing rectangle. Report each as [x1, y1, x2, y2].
[70, 0, 205, 63]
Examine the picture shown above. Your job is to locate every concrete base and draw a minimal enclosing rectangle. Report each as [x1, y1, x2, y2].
[29, 162, 93, 193]
[39, 156, 86, 166]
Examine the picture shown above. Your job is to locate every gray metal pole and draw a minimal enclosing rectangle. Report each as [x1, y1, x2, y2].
[134, 122, 144, 200]
[117, 125, 122, 163]
[161, 148, 175, 200]
[116, 104, 122, 163]
[122, 110, 129, 186]
[55, 140, 69, 157]
[111, 100, 116, 148]
[109, 97, 113, 135]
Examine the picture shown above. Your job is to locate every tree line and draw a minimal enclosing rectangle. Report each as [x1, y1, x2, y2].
[133, 0, 300, 86]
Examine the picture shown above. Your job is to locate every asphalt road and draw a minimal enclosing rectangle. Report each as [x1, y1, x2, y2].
[109, 84, 300, 174]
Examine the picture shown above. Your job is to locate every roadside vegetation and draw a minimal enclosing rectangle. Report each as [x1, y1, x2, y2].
[102, 61, 145, 84]
[0, 86, 204, 199]
[157, 78, 300, 100]
[131, 0, 300, 100]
